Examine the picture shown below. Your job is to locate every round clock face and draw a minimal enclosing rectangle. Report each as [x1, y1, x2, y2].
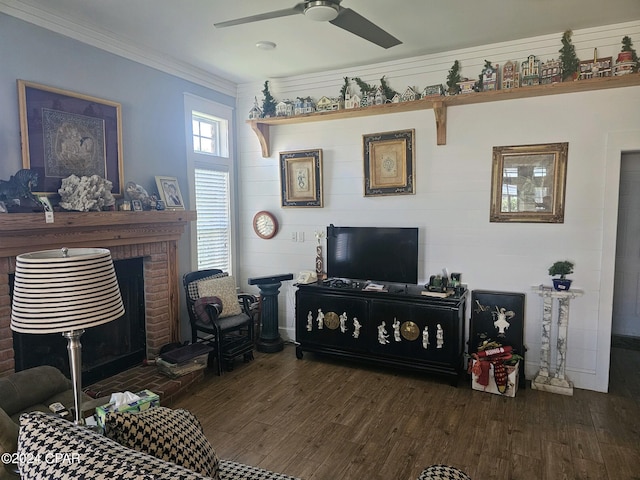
[253, 211, 278, 239]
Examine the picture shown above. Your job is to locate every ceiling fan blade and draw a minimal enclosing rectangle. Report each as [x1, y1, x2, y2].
[330, 8, 402, 49]
[214, 4, 305, 28]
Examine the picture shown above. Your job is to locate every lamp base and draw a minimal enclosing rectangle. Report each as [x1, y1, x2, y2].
[62, 329, 85, 425]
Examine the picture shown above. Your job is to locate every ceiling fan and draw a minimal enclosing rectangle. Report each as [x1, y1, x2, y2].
[214, 0, 402, 49]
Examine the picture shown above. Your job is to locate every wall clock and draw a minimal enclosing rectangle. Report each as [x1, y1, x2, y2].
[253, 211, 278, 239]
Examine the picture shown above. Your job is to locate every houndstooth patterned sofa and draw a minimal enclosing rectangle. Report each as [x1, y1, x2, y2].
[16, 411, 299, 480]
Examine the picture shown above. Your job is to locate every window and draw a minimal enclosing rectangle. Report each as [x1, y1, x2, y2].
[185, 95, 235, 274]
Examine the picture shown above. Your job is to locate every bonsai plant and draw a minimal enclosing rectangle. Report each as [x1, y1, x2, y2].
[548, 260, 574, 291]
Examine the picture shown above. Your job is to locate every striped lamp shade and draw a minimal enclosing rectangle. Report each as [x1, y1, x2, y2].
[11, 248, 124, 334]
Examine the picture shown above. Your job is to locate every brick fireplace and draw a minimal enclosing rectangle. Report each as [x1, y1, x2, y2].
[0, 210, 196, 378]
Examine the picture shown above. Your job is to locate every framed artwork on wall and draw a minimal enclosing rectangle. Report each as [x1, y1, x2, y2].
[363, 129, 415, 197]
[155, 176, 185, 210]
[490, 142, 568, 223]
[279, 149, 323, 207]
[17, 80, 124, 196]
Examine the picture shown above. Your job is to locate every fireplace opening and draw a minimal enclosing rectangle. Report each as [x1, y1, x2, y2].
[11, 257, 146, 385]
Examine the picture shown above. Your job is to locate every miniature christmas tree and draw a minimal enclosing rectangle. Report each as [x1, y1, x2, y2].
[261, 80, 277, 118]
[446, 60, 462, 95]
[380, 75, 398, 100]
[621, 35, 639, 73]
[353, 77, 375, 96]
[559, 30, 580, 81]
[340, 77, 350, 101]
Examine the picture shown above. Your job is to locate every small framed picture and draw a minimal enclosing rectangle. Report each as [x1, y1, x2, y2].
[38, 196, 53, 212]
[155, 176, 185, 210]
[131, 199, 143, 211]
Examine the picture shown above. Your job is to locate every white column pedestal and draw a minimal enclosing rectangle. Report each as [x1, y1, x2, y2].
[531, 285, 583, 396]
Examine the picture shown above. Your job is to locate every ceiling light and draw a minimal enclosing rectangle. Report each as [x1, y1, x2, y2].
[304, 1, 339, 22]
[256, 41, 276, 50]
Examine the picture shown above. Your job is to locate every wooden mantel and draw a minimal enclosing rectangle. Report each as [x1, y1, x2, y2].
[0, 210, 197, 258]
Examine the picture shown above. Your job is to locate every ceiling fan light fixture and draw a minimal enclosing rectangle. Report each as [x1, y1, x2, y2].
[256, 40, 277, 50]
[304, 1, 339, 22]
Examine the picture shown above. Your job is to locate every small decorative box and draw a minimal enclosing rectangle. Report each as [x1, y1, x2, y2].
[95, 389, 160, 430]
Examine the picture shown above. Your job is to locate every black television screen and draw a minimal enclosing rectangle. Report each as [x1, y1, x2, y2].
[326, 225, 419, 284]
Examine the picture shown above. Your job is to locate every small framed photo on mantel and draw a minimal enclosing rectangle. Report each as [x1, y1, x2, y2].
[155, 176, 185, 210]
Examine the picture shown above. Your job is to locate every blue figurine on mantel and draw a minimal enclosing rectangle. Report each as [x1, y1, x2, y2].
[0, 169, 42, 212]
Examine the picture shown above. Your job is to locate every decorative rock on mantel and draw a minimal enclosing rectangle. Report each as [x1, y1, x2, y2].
[531, 285, 584, 395]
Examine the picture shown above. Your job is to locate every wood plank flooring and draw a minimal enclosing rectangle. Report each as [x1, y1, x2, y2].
[173, 344, 640, 480]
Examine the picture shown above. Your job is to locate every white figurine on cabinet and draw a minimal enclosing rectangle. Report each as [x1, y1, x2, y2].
[393, 318, 401, 342]
[340, 312, 348, 333]
[378, 321, 390, 344]
[307, 311, 313, 332]
[436, 323, 444, 348]
[422, 326, 429, 349]
[317, 308, 324, 330]
[353, 318, 361, 338]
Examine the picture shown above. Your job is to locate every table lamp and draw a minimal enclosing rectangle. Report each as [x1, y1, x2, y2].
[10, 247, 124, 424]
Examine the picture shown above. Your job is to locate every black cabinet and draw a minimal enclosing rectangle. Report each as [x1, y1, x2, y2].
[295, 283, 467, 384]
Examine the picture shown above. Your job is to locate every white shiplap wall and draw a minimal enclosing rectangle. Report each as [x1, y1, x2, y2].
[236, 21, 640, 392]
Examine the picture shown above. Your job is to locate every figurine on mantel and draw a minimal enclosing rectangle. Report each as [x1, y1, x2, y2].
[58, 174, 115, 211]
[0, 169, 41, 211]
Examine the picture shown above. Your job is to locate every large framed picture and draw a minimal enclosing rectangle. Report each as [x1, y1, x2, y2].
[363, 129, 415, 197]
[155, 176, 185, 210]
[18, 80, 124, 196]
[279, 149, 323, 207]
[490, 142, 568, 223]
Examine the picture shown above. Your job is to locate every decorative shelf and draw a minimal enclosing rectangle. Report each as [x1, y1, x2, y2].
[247, 74, 640, 157]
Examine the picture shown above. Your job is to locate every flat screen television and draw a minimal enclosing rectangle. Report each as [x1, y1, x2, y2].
[326, 225, 419, 284]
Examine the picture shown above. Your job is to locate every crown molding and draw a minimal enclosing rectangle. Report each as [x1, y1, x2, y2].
[0, 0, 237, 98]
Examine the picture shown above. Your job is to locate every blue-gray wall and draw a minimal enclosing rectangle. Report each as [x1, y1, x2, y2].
[0, 12, 236, 340]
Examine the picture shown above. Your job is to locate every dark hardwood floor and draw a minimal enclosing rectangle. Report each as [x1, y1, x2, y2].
[173, 343, 640, 480]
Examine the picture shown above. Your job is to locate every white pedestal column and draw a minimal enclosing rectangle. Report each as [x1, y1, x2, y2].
[531, 285, 583, 396]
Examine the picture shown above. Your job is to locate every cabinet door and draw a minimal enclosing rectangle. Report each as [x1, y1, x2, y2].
[369, 300, 458, 362]
[296, 291, 369, 352]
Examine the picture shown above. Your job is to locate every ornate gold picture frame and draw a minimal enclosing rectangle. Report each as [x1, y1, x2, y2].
[18, 80, 124, 196]
[490, 142, 568, 223]
[279, 149, 323, 207]
[363, 129, 415, 197]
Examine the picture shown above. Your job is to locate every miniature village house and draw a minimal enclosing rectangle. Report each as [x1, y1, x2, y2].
[248, 97, 262, 119]
[421, 84, 445, 98]
[540, 59, 562, 84]
[521, 55, 541, 86]
[501, 61, 520, 90]
[344, 90, 361, 109]
[579, 49, 612, 80]
[316, 95, 341, 112]
[401, 86, 419, 102]
[275, 100, 293, 117]
[457, 78, 476, 94]
[480, 63, 499, 91]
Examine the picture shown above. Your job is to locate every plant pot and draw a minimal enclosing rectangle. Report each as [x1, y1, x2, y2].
[552, 278, 572, 291]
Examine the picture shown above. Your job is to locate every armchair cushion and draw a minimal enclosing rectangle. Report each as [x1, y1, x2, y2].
[105, 407, 220, 479]
[0, 366, 71, 417]
[197, 276, 242, 318]
[194, 296, 223, 325]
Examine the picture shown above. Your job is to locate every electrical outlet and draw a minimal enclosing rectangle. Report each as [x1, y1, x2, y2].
[291, 232, 298, 242]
